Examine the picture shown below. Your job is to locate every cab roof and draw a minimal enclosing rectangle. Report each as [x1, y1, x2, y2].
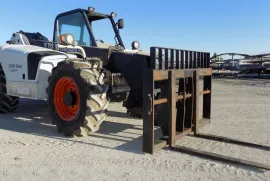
[55, 8, 110, 22]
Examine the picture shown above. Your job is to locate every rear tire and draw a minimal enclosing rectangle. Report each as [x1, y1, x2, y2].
[46, 59, 110, 136]
[0, 64, 19, 113]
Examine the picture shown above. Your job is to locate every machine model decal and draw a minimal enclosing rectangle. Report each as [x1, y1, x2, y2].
[44, 42, 82, 54]
[44, 42, 56, 49]
[58, 47, 82, 53]
[8, 64, 22, 69]
[8, 64, 22, 72]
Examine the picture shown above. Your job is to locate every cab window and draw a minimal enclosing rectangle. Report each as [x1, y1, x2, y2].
[55, 12, 92, 46]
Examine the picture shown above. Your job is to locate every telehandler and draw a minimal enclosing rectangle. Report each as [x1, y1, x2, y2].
[0, 7, 201, 136]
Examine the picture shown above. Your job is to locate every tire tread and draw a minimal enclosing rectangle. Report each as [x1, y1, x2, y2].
[47, 58, 109, 136]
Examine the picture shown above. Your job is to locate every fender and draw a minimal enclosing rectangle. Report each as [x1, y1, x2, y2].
[36, 54, 78, 99]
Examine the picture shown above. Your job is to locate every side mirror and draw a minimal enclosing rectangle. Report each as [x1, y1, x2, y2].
[117, 19, 124, 29]
[96, 39, 104, 43]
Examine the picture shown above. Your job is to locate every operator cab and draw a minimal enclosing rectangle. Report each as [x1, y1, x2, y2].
[53, 7, 127, 50]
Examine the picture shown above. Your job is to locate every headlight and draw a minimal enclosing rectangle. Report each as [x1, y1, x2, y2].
[66, 34, 74, 44]
[131, 41, 140, 50]
[60, 34, 74, 45]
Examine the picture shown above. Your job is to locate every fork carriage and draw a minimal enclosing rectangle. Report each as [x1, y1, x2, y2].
[142, 47, 270, 171]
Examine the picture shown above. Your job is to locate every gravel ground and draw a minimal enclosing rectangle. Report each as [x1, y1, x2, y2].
[0, 78, 270, 181]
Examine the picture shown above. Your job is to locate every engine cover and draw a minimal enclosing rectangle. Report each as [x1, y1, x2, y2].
[0, 44, 76, 99]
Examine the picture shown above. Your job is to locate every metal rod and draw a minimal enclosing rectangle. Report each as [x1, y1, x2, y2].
[150, 47, 156, 69]
[143, 69, 155, 154]
[200, 90, 211, 95]
[193, 70, 200, 134]
[176, 50, 180, 69]
[174, 128, 192, 140]
[171, 146, 270, 171]
[195, 133, 270, 151]
[154, 91, 209, 105]
[203, 75, 212, 119]
[154, 98, 168, 105]
[168, 71, 176, 146]
[165, 49, 169, 69]
[170, 49, 175, 69]
[176, 94, 192, 101]
[177, 78, 186, 132]
[158, 48, 163, 70]
[154, 68, 211, 81]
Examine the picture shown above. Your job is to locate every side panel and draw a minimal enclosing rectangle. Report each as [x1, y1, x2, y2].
[5, 56, 73, 100]
[0, 47, 28, 82]
[6, 82, 38, 99]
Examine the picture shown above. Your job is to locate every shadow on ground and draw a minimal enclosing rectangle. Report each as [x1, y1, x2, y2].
[0, 99, 266, 173]
[107, 110, 140, 119]
[0, 98, 163, 155]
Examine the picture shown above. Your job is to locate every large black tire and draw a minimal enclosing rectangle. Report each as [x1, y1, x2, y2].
[46, 59, 110, 136]
[0, 64, 19, 113]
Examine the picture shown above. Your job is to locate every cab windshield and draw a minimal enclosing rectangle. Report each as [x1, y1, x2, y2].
[55, 12, 92, 46]
[90, 18, 117, 47]
[54, 11, 121, 47]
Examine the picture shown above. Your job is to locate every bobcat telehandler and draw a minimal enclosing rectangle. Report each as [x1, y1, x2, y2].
[0, 7, 173, 136]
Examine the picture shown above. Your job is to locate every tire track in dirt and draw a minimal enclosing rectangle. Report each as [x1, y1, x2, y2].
[172, 138, 270, 180]
[113, 154, 269, 181]
[2, 135, 266, 180]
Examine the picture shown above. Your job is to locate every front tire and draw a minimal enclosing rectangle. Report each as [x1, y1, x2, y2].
[46, 59, 109, 136]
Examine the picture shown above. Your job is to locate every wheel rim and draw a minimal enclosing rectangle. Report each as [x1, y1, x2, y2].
[54, 77, 80, 121]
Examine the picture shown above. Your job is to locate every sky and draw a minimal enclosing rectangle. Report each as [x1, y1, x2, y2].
[0, 0, 270, 58]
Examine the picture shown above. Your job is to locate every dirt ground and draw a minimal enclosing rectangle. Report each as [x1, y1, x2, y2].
[0, 78, 270, 181]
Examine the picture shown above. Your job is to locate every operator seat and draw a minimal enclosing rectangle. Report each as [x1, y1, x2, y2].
[6, 32, 31, 45]
[18, 30, 49, 42]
